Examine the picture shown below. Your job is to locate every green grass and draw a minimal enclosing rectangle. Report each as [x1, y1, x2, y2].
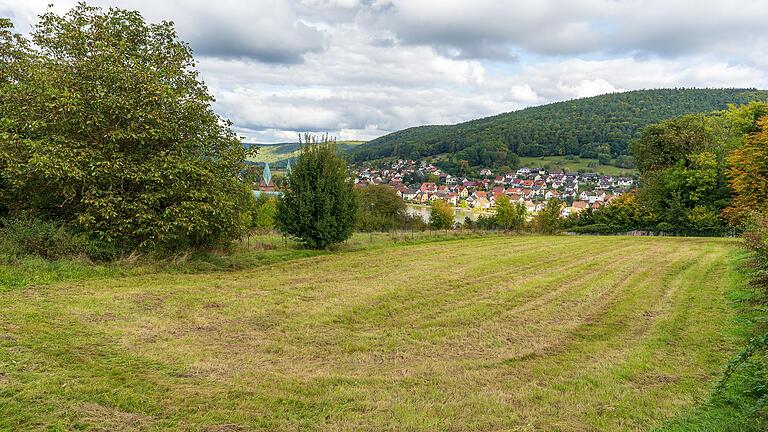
[0, 231, 491, 293]
[657, 272, 768, 432]
[518, 156, 638, 176]
[0, 235, 759, 430]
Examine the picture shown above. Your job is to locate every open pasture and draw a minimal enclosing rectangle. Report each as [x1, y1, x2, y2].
[0, 236, 744, 431]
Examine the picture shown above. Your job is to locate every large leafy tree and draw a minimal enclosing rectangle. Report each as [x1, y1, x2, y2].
[0, 5, 251, 251]
[277, 136, 357, 249]
[726, 117, 768, 225]
[631, 103, 768, 231]
[630, 114, 731, 231]
[356, 184, 407, 232]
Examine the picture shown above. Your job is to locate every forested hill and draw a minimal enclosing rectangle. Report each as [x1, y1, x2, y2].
[351, 88, 768, 167]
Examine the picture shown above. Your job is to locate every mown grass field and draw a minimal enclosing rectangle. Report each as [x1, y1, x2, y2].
[0, 235, 751, 431]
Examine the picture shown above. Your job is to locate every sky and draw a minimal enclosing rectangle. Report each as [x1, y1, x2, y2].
[2, 0, 768, 143]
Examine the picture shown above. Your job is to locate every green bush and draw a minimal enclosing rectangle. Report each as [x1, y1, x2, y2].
[277, 136, 358, 249]
[476, 214, 497, 230]
[429, 200, 454, 230]
[567, 223, 623, 234]
[0, 217, 117, 261]
[495, 195, 527, 231]
[249, 194, 279, 231]
[532, 199, 562, 234]
[405, 214, 429, 231]
[356, 185, 407, 232]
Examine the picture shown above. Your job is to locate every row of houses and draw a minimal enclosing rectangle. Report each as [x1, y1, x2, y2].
[396, 182, 619, 212]
[354, 160, 634, 191]
[353, 159, 634, 212]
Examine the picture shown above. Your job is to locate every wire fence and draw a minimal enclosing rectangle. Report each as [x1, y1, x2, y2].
[241, 226, 740, 252]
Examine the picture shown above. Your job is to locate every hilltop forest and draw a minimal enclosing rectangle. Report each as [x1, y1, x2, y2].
[352, 88, 768, 170]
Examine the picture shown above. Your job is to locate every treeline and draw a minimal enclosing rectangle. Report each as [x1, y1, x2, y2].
[352, 89, 768, 169]
[563, 102, 768, 235]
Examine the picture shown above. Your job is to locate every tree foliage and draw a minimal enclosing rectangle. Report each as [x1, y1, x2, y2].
[429, 200, 454, 230]
[630, 103, 768, 232]
[355, 185, 407, 232]
[495, 195, 526, 231]
[532, 199, 562, 234]
[726, 117, 768, 225]
[563, 194, 657, 233]
[277, 135, 357, 249]
[0, 5, 251, 252]
[249, 194, 279, 231]
[567, 102, 768, 234]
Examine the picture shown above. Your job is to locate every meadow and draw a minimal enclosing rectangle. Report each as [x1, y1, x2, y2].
[517, 156, 638, 176]
[247, 141, 366, 164]
[0, 235, 756, 431]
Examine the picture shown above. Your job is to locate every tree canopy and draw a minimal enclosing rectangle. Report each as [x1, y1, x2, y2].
[726, 117, 768, 225]
[429, 200, 454, 230]
[0, 5, 252, 252]
[532, 199, 562, 234]
[495, 195, 526, 231]
[355, 184, 407, 232]
[629, 103, 768, 232]
[566, 102, 768, 234]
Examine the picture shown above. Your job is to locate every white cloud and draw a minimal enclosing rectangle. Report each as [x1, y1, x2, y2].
[2, 0, 767, 142]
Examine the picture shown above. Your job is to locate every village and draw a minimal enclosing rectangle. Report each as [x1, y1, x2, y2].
[351, 159, 637, 217]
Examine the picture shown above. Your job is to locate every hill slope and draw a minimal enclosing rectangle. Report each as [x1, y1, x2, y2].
[247, 141, 365, 165]
[352, 88, 768, 167]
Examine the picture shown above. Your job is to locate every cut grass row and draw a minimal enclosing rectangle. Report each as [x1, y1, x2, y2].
[0, 230, 485, 293]
[0, 235, 756, 430]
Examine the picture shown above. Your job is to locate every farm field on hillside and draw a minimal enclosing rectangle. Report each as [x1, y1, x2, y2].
[517, 156, 638, 176]
[0, 236, 745, 431]
[247, 141, 365, 164]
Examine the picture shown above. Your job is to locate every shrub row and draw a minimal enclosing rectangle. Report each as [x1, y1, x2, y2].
[0, 217, 118, 261]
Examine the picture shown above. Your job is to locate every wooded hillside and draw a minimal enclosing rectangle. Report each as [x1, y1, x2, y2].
[352, 89, 768, 167]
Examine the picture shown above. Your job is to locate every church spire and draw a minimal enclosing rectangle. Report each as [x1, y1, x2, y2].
[262, 162, 272, 186]
[285, 159, 292, 175]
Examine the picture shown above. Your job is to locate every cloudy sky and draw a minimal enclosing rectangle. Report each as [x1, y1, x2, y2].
[2, 0, 768, 143]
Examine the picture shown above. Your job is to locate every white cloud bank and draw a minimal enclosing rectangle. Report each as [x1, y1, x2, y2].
[2, 0, 767, 142]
